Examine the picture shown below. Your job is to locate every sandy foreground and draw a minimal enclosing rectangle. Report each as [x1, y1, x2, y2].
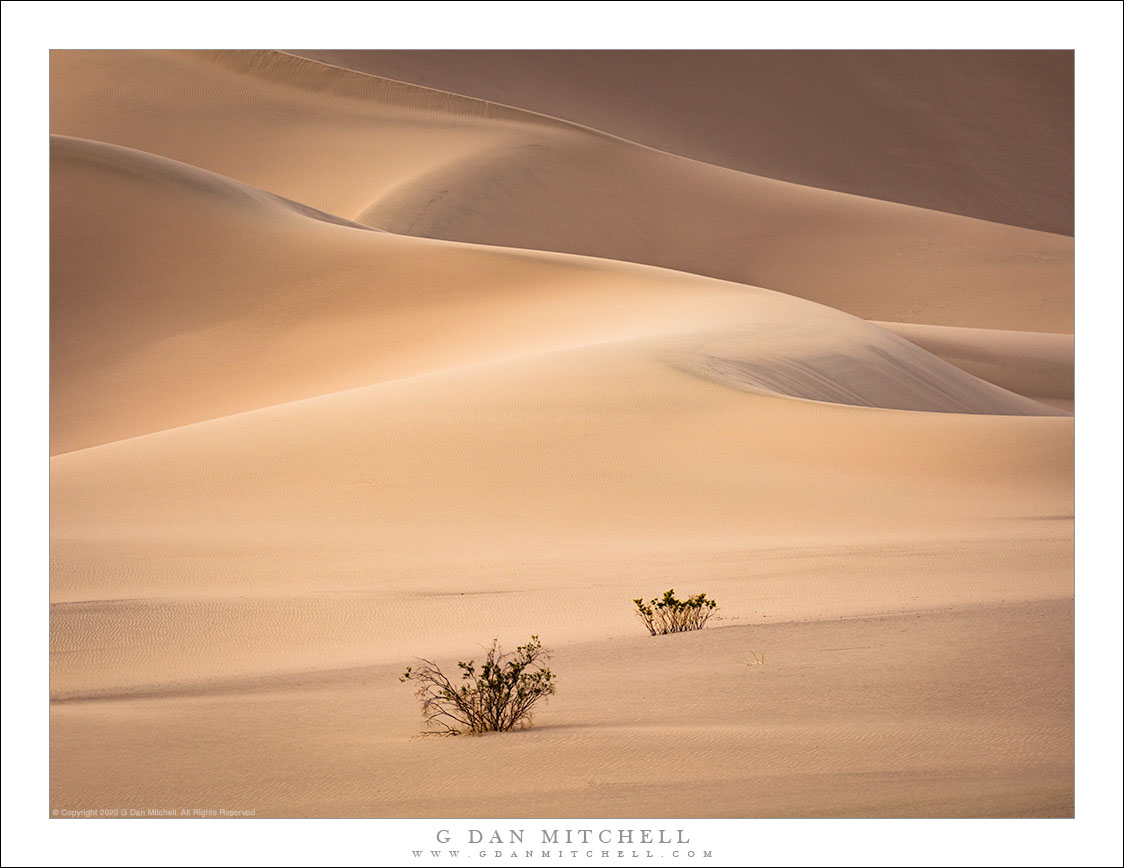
[49, 50, 1073, 818]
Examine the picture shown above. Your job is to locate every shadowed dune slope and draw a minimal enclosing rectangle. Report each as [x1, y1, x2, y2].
[50, 49, 1073, 331]
[51, 134, 1059, 454]
[359, 132, 1072, 333]
[292, 49, 1074, 234]
[876, 322, 1074, 413]
[49, 49, 1074, 819]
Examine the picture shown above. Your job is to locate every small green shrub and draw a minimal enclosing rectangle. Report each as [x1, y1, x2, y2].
[400, 635, 556, 735]
[633, 588, 717, 635]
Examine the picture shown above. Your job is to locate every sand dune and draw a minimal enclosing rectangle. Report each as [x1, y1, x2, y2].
[50, 50, 551, 228]
[51, 49, 1073, 331]
[51, 133, 1059, 454]
[291, 50, 1073, 234]
[51, 332, 1071, 697]
[875, 322, 1074, 412]
[49, 49, 1073, 819]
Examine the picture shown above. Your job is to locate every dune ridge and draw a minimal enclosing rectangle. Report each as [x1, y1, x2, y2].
[290, 49, 1074, 234]
[875, 321, 1074, 412]
[51, 134, 379, 231]
[52, 132, 1061, 455]
[49, 49, 1074, 818]
[52, 49, 1073, 331]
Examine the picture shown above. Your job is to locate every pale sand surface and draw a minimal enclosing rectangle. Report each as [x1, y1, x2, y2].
[49, 50, 1073, 818]
[51, 602, 1072, 818]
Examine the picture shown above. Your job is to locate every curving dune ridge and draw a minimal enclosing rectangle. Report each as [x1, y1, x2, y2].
[292, 49, 1074, 234]
[49, 50, 1074, 819]
[51, 134, 1061, 454]
[51, 49, 1073, 331]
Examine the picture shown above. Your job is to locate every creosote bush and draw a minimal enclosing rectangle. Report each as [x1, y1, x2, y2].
[633, 588, 717, 635]
[400, 635, 556, 735]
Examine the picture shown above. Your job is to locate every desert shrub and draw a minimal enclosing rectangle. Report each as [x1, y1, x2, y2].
[633, 588, 717, 635]
[400, 635, 556, 735]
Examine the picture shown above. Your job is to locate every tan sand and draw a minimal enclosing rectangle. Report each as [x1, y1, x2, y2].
[51, 50, 1073, 332]
[51, 601, 1073, 818]
[875, 322, 1074, 413]
[51, 134, 1062, 455]
[290, 50, 1073, 234]
[49, 49, 1074, 818]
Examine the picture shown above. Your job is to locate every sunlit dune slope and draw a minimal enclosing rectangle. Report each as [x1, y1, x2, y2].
[50, 132, 1072, 698]
[50, 335, 1073, 696]
[48, 47, 1074, 820]
[51, 134, 1060, 455]
[50, 49, 1073, 331]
